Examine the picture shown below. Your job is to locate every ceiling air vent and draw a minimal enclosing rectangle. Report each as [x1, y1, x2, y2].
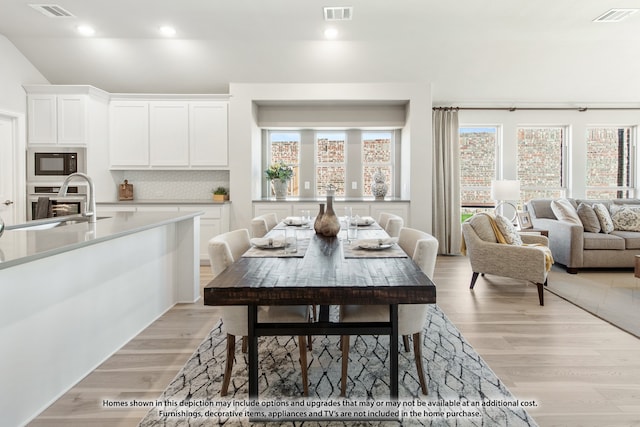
[593, 8, 638, 23]
[324, 6, 353, 21]
[29, 4, 75, 18]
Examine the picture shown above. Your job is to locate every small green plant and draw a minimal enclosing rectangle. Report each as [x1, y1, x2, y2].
[212, 186, 228, 195]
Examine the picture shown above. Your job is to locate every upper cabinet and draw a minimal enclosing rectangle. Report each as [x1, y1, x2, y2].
[27, 93, 87, 146]
[108, 95, 229, 170]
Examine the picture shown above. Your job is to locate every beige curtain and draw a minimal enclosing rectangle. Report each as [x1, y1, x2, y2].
[432, 109, 461, 254]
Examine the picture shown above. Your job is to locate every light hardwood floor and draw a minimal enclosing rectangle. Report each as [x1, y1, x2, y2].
[29, 256, 640, 427]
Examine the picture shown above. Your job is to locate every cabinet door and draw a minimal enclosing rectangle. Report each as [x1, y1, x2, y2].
[150, 102, 189, 166]
[189, 102, 228, 167]
[109, 101, 149, 167]
[57, 95, 87, 145]
[27, 95, 57, 145]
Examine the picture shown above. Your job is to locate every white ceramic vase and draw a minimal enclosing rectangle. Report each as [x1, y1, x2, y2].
[271, 179, 289, 200]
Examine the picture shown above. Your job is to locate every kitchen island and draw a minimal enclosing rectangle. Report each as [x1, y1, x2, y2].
[0, 211, 202, 427]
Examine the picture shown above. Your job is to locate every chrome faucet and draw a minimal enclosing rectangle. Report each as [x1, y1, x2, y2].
[58, 172, 96, 223]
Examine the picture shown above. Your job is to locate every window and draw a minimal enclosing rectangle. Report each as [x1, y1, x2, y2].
[586, 127, 634, 199]
[362, 131, 394, 197]
[459, 127, 498, 207]
[268, 131, 300, 196]
[315, 132, 346, 196]
[517, 127, 566, 202]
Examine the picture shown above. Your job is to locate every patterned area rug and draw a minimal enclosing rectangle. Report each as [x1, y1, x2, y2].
[138, 305, 537, 426]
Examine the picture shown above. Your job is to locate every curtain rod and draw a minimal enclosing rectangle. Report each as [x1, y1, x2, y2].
[433, 106, 640, 112]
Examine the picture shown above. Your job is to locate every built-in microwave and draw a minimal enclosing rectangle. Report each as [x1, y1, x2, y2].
[33, 152, 78, 176]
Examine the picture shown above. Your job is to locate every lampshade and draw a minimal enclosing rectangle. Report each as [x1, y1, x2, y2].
[491, 180, 521, 201]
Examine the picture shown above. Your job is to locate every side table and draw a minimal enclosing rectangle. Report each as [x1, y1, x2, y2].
[520, 228, 549, 237]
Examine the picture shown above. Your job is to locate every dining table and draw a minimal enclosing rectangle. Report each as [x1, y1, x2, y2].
[203, 218, 437, 401]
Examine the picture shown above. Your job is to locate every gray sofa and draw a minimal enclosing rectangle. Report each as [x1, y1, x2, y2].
[526, 198, 640, 273]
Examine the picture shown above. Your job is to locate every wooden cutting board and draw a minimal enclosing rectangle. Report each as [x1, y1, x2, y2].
[119, 180, 134, 201]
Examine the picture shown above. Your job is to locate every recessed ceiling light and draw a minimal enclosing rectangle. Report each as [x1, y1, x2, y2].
[76, 25, 95, 36]
[324, 27, 338, 39]
[159, 26, 176, 37]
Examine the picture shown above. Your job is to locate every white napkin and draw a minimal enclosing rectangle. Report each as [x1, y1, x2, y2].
[250, 237, 286, 248]
[350, 216, 375, 226]
[354, 237, 398, 249]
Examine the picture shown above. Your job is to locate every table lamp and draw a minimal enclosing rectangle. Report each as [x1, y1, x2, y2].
[491, 179, 520, 221]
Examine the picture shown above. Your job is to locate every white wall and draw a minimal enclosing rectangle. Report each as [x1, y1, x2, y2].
[0, 35, 48, 114]
[228, 83, 433, 233]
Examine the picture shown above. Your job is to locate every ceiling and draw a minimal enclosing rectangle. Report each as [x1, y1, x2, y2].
[1, 0, 640, 103]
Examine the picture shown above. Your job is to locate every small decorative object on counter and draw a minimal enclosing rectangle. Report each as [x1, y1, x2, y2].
[212, 186, 229, 201]
[314, 203, 325, 234]
[371, 168, 388, 200]
[265, 162, 294, 200]
[319, 185, 341, 237]
[119, 180, 133, 201]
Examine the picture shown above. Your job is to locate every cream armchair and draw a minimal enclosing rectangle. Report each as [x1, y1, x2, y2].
[339, 227, 438, 396]
[461, 214, 550, 306]
[208, 229, 310, 396]
[377, 212, 404, 237]
[250, 213, 279, 238]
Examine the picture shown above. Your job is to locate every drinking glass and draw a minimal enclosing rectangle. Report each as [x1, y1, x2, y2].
[299, 209, 311, 227]
[284, 228, 298, 254]
[347, 220, 358, 242]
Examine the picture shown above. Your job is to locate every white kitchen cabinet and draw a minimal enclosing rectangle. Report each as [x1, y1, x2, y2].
[150, 102, 189, 166]
[109, 96, 229, 170]
[27, 93, 87, 146]
[109, 101, 150, 167]
[189, 102, 228, 167]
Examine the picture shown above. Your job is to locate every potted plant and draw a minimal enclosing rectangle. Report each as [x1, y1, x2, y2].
[265, 161, 294, 200]
[212, 186, 229, 202]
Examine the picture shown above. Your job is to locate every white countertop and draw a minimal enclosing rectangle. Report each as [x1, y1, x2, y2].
[0, 211, 202, 270]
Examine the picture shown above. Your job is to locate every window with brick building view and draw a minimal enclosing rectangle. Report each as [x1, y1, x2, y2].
[459, 127, 497, 220]
[517, 127, 566, 201]
[268, 132, 300, 197]
[586, 127, 633, 199]
[316, 132, 346, 196]
[266, 130, 395, 198]
[362, 131, 393, 197]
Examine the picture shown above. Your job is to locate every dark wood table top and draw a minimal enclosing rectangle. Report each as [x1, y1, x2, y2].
[204, 228, 436, 307]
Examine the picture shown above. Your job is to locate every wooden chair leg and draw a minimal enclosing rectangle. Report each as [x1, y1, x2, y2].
[470, 272, 480, 289]
[297, 336, 309, 396]
[241, 336, 247, 353]
[403, 335, 411, 353]
[537, 282, 544, 306]
[221, 333, 236, 396]
[340, 335, 350, 397]
[412, 332, 428, 395]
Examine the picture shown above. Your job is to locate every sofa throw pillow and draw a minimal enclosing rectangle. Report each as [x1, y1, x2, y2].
[551, 198, 582, 225]
[593, 203, 614, 234]
[576, 203, 601, 233]
[495, 214, 523, 245]
[611, 207, 640, 232]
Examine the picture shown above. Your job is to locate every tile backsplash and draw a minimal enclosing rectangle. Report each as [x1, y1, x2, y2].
[121, 170, 229, 200]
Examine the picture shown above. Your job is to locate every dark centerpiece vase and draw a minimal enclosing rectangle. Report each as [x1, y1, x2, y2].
[314, 203, 325, 234]
[318, 190, 341, 237]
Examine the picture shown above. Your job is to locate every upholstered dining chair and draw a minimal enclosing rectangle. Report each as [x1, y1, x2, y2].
[339, 227, 438, 396]
[208, 228, 311, 396]
[377, 212, 404, 238]
[250, 213, 279, 238]
[461, 213, 550, 306]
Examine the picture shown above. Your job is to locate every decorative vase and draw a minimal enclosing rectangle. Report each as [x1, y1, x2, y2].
[314, 203, 325, 234]
[319, 191, 341, 237]
[271, 179, 288, 200]
[371, 169, 388, 200]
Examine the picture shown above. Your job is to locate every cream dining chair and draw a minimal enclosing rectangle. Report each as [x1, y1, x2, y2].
[250, 213, 279, 238]
[208, 228, 311, 396]
[339, 227, 438, 396]
[377, 212, 404, 238]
